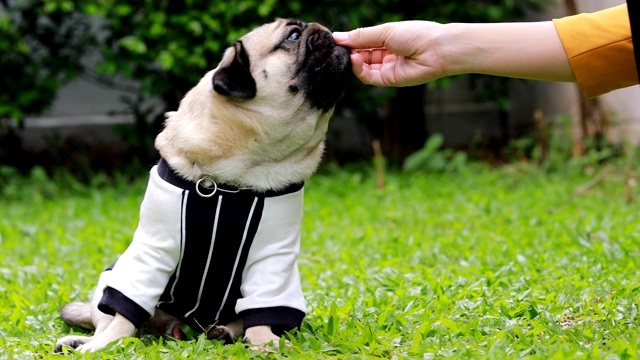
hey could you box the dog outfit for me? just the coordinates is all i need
[98,158,306,334]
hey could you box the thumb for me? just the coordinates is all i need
[333,24,392,49]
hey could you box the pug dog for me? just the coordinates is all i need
[55,18,350,353]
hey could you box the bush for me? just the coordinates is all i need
[0,0,92,123]
[2,0,548,167]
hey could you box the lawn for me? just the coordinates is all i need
[0,163,638,359]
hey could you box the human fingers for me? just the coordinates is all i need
[350,51,379,85]
[353,48,388,66]
[349,51,366,81]
[350,49,399,86]
[333,23,393,50]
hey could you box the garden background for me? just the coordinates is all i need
[1,0,639,358]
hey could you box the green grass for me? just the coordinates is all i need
[1,163,639,359]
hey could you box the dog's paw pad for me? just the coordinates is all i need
[54,343,69,354]
[55,336,89,353]
[206,325,235,344]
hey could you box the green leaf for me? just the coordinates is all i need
[326,302,339,337]
[119,36,147,54]
[157,51,175,70]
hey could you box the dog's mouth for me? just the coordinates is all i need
[319,45,351,74]
[294,29,351,111]
[303,30,351,73]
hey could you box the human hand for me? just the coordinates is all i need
[333,21,447,87]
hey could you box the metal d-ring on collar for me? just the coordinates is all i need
[192,161,248,198]
[195,173,218,198]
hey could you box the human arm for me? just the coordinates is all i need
[332,20,575,87]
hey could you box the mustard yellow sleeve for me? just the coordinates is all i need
[552,4,638,98]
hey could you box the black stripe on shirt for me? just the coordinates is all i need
[156,190,188,307]
[157,189,265,328]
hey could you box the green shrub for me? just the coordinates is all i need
[2,0,548,165]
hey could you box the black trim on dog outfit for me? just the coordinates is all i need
[156,158,304,196]
[241,307,306,335]
[98,158,306,333]
[99,287,150,327]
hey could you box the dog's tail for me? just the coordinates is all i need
[60,302,95,331]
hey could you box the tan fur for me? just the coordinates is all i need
[60,302,94,331]
[155,20,336,191]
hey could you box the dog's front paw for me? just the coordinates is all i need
[55,335,92,353]
[244,325,280,345]
[55,335,112,354]
[206,325,237,344]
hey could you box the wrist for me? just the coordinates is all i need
[437,23,477,77]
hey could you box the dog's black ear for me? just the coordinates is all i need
[212,41,257,99]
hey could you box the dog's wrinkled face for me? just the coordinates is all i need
[212,19,351,112]
[156,19,351,191]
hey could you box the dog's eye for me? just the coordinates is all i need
[287,29,301,41]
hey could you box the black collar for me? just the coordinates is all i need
[156,158,303,197]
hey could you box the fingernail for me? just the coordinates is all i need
[332,32,347,42]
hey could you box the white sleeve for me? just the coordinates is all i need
[104,166,184,316]
[235,188,307,314]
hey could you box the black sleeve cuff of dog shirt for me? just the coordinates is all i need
[97,286,151,329]
[240,307,305,335]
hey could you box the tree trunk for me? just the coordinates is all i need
[565,0,609,156]
[382,85,427,165]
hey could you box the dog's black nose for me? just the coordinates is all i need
[307,30,334,53]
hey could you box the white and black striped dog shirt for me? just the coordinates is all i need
[97,158,307,335]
